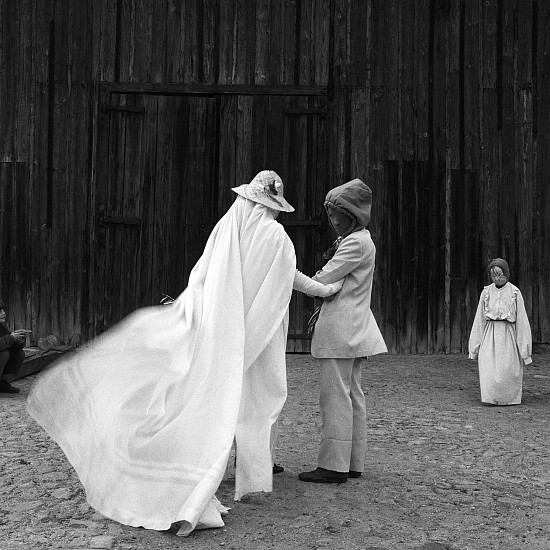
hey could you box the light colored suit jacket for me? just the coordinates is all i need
[311,229,387,358]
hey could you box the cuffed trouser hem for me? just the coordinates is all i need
[318,439,353,473]
[317,357,367,473]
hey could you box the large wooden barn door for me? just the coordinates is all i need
[217,94,328,352]
[91,93,217,334]
[91,89,326,348]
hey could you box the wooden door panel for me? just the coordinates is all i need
[93,93,217,334]
[218,94,328,350]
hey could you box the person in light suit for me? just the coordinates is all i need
[299,178,387,484]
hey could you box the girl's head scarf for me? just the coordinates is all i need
[488,258,510,280]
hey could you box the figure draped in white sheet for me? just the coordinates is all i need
[468,258,532,406]
[27,170,341,536]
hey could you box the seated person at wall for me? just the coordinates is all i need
[0,298,29,394]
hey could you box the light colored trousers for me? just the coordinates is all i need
[318,357,367,473]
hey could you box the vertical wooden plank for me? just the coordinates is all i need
[120,95,144,316]
[383,160,399,352]
[166,0,183,81]
[31,0,53,342]
[282,0,297,85]
[431,1,449,352]
[136,95,158,307]
[298,0,313,85]
[203,0,219,84]
[118,0,136,81]
[513,3,534,322]
[415,161,431,353]
[0,163,14,315]
[50,0,70,342]
[516,97,535,321]
[250,95,269,171]
[482,0,499,89]
[431,163,447,353]
[387,0,399,160]
[312,0,330,87]
[151,0,167,83]
[267,0,283,84]
[479,0,500,267]
[399,161,416,353]
[91,90,112,334]
[534,1,550,342]
[447,0,461,170]
[166,96,185,295]
[265,94,285,177]
[235,0,255,84]
[414,0,430,162]
[254,0,270,84]
[501,0,517,273]
[447,0,462,352]
[133,0,153,82]
[399,0,415,162]
[349,0,367,88]
[104,98,128,327]
[432,0,448,165]
[350,1,370,179]
[182,98,204,286]
[463,0,481,169]
[350,88,368,182]
[217,95,237,215]
[182,0,200,83]
[98,0,118,82]
[15,0,32,161]
[235,94,253,183]
[218,1,235,84]
[332,0,350,90]
[368,0,391,348]
[150,95,173,300]
[516,0,532,88]
[0,0,16,158]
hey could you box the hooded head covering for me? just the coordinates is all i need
[324,178,372,228]
[232,170,295,213]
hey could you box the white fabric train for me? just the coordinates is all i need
[27,196,296,535]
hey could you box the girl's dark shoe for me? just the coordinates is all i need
[298,467,347,483]
[273,463,284,474]
[348,471,361,478]
[0,380,20,394]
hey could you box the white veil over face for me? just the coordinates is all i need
[27,195,296,534]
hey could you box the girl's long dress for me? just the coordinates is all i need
[26,197,296,535]
[468,283,532,405]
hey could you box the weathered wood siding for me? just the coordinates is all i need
[1,0,549,353]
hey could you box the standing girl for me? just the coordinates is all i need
[299,178,387,484]
[468,258,532,405]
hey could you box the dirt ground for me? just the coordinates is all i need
[1,353,550,550]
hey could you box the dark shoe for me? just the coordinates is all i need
[0,380,20,394]
[273,463,284,474]
[348,471,362,478]
[298,467,347,483]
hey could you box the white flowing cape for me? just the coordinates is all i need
[27,197,296,533]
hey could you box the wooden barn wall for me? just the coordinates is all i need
[0,0,549,353]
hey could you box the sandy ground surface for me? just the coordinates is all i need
[1,353,549,550]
